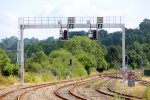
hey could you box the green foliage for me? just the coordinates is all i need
[127,42,149,69]
[69,31,87,38]
[24,72,37,83]
[27,62,42,73]
[143,87,150,99]
[139,19,150,34]
[0,36,17,50]
[75,51,96,74]
[41,72,54,82]
[84,82,92,88]
[105,46,120,69]
[3,63,14,76]
[64,36,107,72]
[25,51,51,73]
[32,51,48,63]
[25,38,64,57]
[49,49,87,79]
[1,19,150,84]
[0,75,17,84]
[0,49,17,76]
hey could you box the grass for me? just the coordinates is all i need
[0,75,18,84]
[143,87,150,100]
[102,68,117,74]
[111,79,147,98]
[84,80,97,88]
[0,75,19,90]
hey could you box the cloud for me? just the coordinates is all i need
[4,11,18,21]
[0,11,18,39]
[43,3,55,15]
[61,0,97,16]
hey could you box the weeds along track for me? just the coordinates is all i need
[54,76,100,100]
[96,76,150,100]
[0,73,101,100]
[69,76,110,100]
[54,74,117,100]
[0,73,149,100]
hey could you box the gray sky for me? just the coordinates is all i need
[0,0,150,40]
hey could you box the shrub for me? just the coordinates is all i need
[49,49,87,79]
[0,75,17,84]
[24,73,37,83]
[41,72,54,82]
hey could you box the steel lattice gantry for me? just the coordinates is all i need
[18,16,126,87]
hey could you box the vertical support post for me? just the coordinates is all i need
[96,24,98,40]
[69,59,72,79]
[141,61,144,76]
[122,27,125,86]
[20,26,24,87]
[70,64,72,79]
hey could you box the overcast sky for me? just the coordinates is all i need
[0,0,150,40]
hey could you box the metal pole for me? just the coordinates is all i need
[96,24,98,40]
[122,27,125,86]
[69,59,72,79]
[20,26,24,87]
[70,64,72,79]
[141,61,144,76]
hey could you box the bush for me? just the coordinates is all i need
[64,36,107,71]
[49,49,87,79]
[41,72,54,82]
[28,62,42,73]
[0,75,17,84]
[24,73,37,83]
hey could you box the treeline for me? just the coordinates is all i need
[0,19,150,79]
[0,36,106,80]
[98,19,150,69]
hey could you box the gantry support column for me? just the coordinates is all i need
[122,27,126,86]
[19,25,24,87]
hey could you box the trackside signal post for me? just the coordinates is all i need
[68,59,72,79]
[18,16,125,87]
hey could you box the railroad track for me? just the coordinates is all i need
[54,74,118,100]
[0,73,149,100]
[0,79,79,100]
[54,75,100,100]
[0,74,102,100]
[95,77,150,100]
[69,76,111,100]
[18,74,102,100]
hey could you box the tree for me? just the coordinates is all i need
[0,49,17,76]
[64,36,107,72]
[75,51,96,74]
[49,49,87,78]
[25,51,50,73]
[139,19,150,34]
[69,31,86,38]
[106,46,120,69]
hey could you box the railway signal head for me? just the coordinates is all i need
[63,30,68,40]
[125,55,129,64]
[92,30,97,40]
[88,30,97,40]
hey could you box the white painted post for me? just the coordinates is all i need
[122,27,125,86]
[20,26,24,87]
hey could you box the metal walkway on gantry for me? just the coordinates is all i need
[18,16,124,29]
